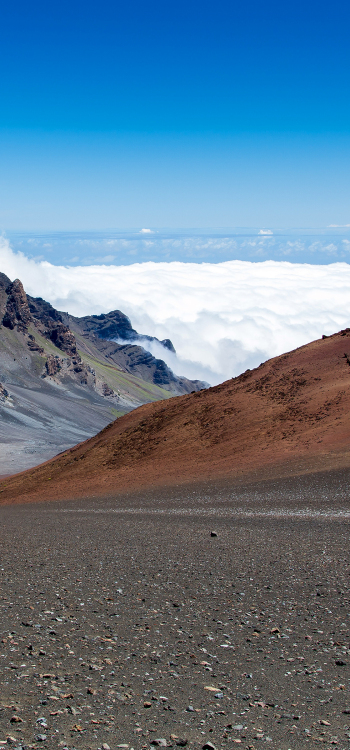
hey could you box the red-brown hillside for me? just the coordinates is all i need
[3,328,350,504]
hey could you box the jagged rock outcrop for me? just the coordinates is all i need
[2,279,32,333]
[28,296,78,356]
[45,355,62,376]
[27,335,44,354]
[102,382,114,397]
[46,322,77,356]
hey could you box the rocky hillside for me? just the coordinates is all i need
[0,274,204,472]
[3,325,350,503]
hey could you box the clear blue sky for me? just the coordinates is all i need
[0,0,349,230]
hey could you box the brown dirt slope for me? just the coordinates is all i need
[2,327,350,504]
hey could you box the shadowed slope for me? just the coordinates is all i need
[2,328,350,503]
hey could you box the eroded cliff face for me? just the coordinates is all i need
[2,279,32,333]
[27,296,78,356]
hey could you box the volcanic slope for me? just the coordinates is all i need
[2,327,350,503]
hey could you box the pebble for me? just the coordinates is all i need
[151,740,167,747]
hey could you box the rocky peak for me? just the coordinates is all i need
[27,295,63,325]
[79,309,138,340]
[2,279,32,333]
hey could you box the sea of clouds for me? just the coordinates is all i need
[1,235,350,385]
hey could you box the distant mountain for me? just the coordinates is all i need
[0,274,205,473]
[3,324,350,504]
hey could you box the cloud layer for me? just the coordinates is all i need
[1,237,350,385]
[6,228,350,267]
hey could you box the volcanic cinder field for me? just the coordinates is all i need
[2,331,350,750]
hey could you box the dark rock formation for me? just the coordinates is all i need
[45,355,62,377]
[160,338,176,353]
[102,382,114,397]
[73,310,177,353]
[0,273,11,290]
[47,323,77,356]
[79,310,138,340]
[27,335,44,354]
[2,279,32,333]
[28,295,78,356]
[28,296,63,325]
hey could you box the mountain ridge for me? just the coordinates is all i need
[0,274,204,472]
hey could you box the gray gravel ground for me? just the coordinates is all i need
[1,470,350,750]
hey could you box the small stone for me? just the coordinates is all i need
[9,717,22,724]
[335,659,346,666]
[202,743,217,750]
[186,705,194,712]
[144,701,152,708]
[210,531,217,537]
[175,741,188,747]
[102,744,111,750]
[151,740,167,747]
[71,724,83,732]
[214,692,223,699]
[6,739,17,746]
[35,736,47,743]
[67,706,78,715]
[233,724,244,731]
[320,719,331,726]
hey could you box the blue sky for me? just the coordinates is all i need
[0,0,349,230]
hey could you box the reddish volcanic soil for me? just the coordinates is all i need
[2,328,350,504]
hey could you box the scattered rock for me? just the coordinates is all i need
[151,740,167,747]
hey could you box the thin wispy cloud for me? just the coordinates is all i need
[1,237,349,385]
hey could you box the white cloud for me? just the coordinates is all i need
[328,224,350,228]
[258,229,273,235]
[140,228,154,234]
[1,236,350,385]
